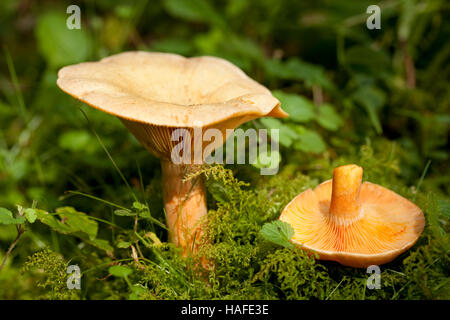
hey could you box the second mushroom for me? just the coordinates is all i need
[57,51,287,256]
[279,164,425,267]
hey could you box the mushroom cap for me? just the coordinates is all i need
[57,51,287,160]
[57,51,287,128]
[279,180,425,268]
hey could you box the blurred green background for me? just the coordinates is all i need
[0,0,448,299]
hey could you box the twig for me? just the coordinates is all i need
[0,225,24,273]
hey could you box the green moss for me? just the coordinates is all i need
[22,248,80,300]
[12,146,450,300]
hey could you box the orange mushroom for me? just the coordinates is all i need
[279,164,425,267]
[57,51,287,256]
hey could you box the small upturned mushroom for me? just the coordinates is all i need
[279,164,425,267]
[57,51,287,255]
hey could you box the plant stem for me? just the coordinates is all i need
[0,225,24,273]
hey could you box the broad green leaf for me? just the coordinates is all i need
[316,104,343,131]
[259,118,299,147]
[109,265,133,278]
[260,221,295,248]
[56,207,98,240]
[35,207,98,240]
[35,11,92,68]
[0,208,15,224]
[35,209,73,234]
[279,125,300,147]
[0,208,25,225]
[24,208,37,223]
[273,91,315,123]
[294,130,327,153]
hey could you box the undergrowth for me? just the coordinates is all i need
[2,144,449,300]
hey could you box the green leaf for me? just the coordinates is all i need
[114,209,136,216]
[259,118,299,147]
[207,180,230,204]
[264,59,293,79]
[0,208,25,225]
[260,221,295,249]
[294,130,327,153]
[0,208,15,224]
[117,241,132,248]
[273,91,315,123]
[252,150,281,170]
[132,202,145,211]
[138,210,151,219]
[129,285,146,300]
[35,207,98,240]
[316,104,343,131]
[56,207,98,240]
[83,238,114,253]
[265,58,334,90]
[35,210,74,234]
[162,0,225,27]
[109,265,133,278]
[285,58,333,89]
[24,208,37,223]
[35,11,92,68]
[352,86,386,134]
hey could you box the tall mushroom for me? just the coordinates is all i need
[279,164,425,267]
[57,51,287,255]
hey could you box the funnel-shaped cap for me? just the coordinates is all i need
[280,165,425,267]
[57,51,287,160]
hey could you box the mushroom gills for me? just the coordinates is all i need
[280,164,425,268]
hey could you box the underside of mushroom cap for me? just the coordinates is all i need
[56,51,287,128]
[279,179,425,268]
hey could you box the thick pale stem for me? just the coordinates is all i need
[329,164,363,219]
[161,160,207,256]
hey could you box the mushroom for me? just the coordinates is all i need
[57,51,287,256]
[279,164,425,267]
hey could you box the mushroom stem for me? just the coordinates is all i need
[161,160,207,256]
[329,164,363,219]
